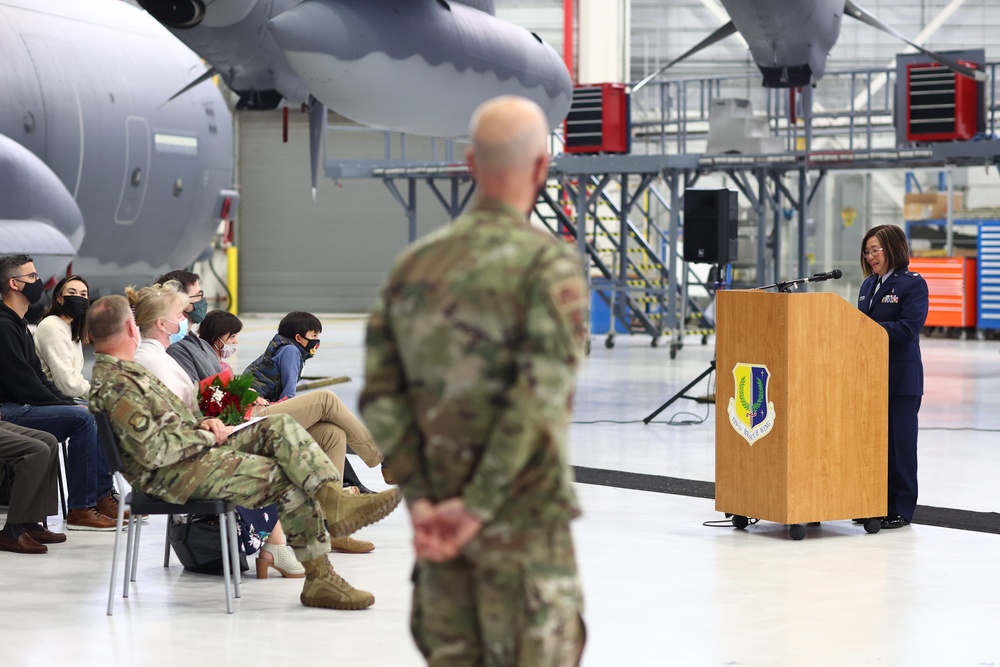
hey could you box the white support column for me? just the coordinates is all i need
[578,0,630,84]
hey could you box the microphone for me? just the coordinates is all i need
[808,269,843,282]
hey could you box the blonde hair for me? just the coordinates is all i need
[124,281,190,335]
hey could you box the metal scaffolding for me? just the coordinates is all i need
[321,62,1000,357]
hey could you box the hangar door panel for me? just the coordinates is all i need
[237,111,448,313]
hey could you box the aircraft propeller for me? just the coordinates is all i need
[843,0,987,82]
[632,21,738,93]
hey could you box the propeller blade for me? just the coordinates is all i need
[633,21,738,93]
[161,66,220,107]
[844,0,987,82]
[308,95,326,201]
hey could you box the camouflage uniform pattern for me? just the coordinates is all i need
[361,198,589,666]
[89,354,339,561]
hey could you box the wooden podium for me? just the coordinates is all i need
[715,291,888,538]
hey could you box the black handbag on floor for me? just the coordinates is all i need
[168,514,249,575]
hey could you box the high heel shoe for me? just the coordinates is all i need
[256,543,306,579]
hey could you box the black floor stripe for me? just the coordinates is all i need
[572,466,1000,535]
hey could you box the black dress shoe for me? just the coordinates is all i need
[0,531,48,554]
[881,514,911,529]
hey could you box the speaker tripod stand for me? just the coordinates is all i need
[642,358,715,423]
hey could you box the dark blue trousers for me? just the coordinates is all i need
[887,396,920,522]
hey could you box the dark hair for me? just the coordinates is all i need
[860,224,910,278]
[278,311,322,340]
[0,254,33,295]
[153,269,200,292]
[44,274,91,343]
[198,310,243,348]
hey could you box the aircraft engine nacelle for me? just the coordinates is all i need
[0,134,83,282]
[267,0,573,136]
[720,0,844,87]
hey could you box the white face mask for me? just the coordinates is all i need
[220,342,237,359]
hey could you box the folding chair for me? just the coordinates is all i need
[95,412,242,615]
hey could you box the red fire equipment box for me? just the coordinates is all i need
[905,62,979,142]
[563,83,631,154]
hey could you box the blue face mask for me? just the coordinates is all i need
[166,318,189,345]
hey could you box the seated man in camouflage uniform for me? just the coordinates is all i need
[86,295,400,610]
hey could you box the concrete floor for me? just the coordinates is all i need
[2,315,999,667]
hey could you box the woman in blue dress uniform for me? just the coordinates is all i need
[857,225,929,528]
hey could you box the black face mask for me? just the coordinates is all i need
[17,278,45,304]
[301,338,320,357]
[62,295,90,319]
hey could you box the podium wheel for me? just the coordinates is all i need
[788,524,806,540]
[864,518,881,534]
[732,515,749,530]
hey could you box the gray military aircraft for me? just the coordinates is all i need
[135,0,573,191]
[0,0,237,296]
[635,0,988,91]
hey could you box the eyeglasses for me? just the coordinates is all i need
[13,272,39,282]
[862,247,883,258]
[189,291,205,301]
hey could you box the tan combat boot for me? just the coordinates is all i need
[300,556,375,610]
[315,484,401,538]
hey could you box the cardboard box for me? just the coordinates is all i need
[903,192,965,221]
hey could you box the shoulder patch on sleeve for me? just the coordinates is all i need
[549,276,586,316]
[112,399,150,434]
[548,275,588,344]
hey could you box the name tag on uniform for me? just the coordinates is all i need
[881,294,898,304]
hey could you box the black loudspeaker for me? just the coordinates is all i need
[683,189,739,264]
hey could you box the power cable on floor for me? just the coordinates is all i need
[703,517,758,528]
[572,367,716,427]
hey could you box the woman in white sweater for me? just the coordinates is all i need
[34,275,92,399]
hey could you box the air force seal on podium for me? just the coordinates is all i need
[727,363,776,445]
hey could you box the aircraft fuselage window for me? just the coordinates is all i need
[131,168,142,187]
[23,111,35,134]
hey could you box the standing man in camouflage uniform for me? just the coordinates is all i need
[86,295,401,610]
[361,96,589,666]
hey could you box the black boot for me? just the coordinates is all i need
[341,458,374,494]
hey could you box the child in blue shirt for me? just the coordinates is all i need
[245,311,322,402]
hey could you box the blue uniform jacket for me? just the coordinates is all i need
[857,268,929,396]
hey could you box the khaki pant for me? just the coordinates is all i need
[254,390,383,477]
[411,522,586,667]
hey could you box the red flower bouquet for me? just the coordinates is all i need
[197,370,259,426]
